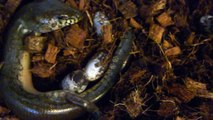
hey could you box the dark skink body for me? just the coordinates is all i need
[0,0,134,119]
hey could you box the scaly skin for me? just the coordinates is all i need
[0,0,134,119]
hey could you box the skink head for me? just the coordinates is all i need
[37,9,83,33]
[20,0,83,33]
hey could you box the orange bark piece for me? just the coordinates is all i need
[130,70,146,84]
[157,12,174,27]
[123,91,143,118]
[150,0,166,15]
[31,64,55,78]
[66,0,78,9]
[174,14,188,27]
[130,18,142,29]
[118,1,137,19]
[25,36,46,53]
[176,116,185,120]
[65,24,87,49]
[168,84,196,103]
[165,46,181,56]
[79,0,89,11]
[0,106,10,116]
[53,30,65,48]
[2,116,19,120]
[32,55,44,62]
[185,78,208,96]
[102,24,113,44]
[5,0,22,14]
[63,47,78,57]
[162,40,173,49]
[186,32,195,45]
[45,44,60,64]
[157,99,177,117]
[149,24,165,43]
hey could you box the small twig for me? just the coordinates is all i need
[155,41,172,70]
[113,102,125,107]
[190,38,212,47]
[130,51,140,55]
[142,75,154,89]
[197,92,213,100]
[109,17,122,22]
[49,62,57,70]
[131,41,140,56]
[141,105,153,115]
[110,101,126,111]
[146,29,173,71]
[103,3,112,10]
[86,10,93,26]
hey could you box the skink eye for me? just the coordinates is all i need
[56,15,69,20]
